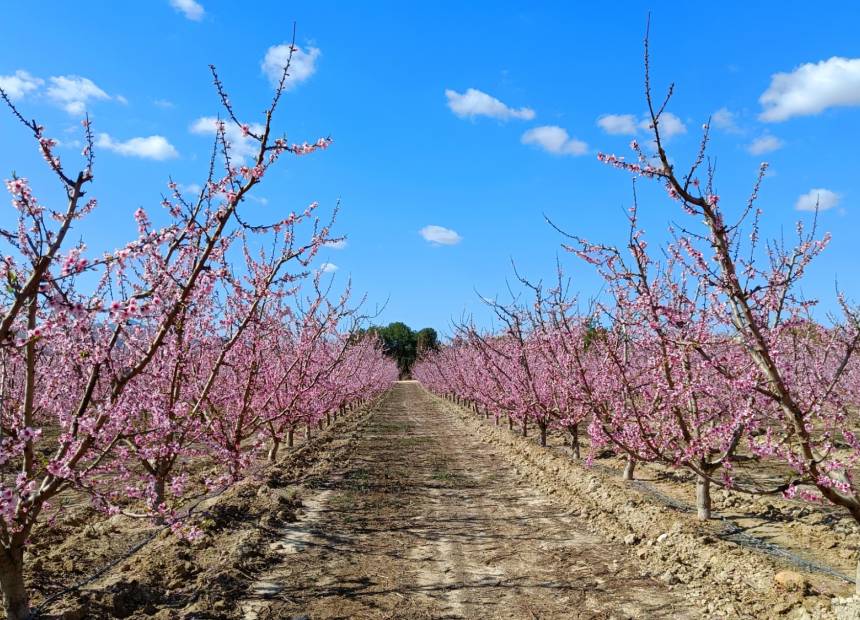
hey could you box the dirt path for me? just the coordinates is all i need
[244,381,696,619]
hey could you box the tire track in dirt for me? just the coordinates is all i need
[246,381,696,619]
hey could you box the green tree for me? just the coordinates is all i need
[416,327,439,354]
[361,322,438,378]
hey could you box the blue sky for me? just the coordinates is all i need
[1,1,858,334]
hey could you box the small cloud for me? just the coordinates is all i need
[711,107,742,133]
[596,114,638,135]
[115,95,129,105]
[795,188,841,212]
[420,225,462,246]
[47,75,110,115]
[97,133,179,160]
[153,98,175,109]
[639,112,687,139]
[189,116,264,161]
[445,88,535,121]
[747,134,784,155]
[0,70,43,100]
[179,183,202,195]
[169,0,204,20]
[760,57,860,122]
[261,44,320,89]
[58,138,82,150]
[319,262,338,273]
[596,112,687,141]
[324,239,347,250]
[521,125,588,156]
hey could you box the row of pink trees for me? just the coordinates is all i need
[0,48,397,618]
[415,31,860,589]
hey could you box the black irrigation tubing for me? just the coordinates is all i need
[715,518,854,584]
[32,481,235,617]
[32,402,379,617]
[32,527,165,617]
[624,475,854,583]
[460,402,857,586]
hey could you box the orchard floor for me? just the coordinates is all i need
[242,381,696,619]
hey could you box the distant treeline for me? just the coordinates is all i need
[357,322,439,378]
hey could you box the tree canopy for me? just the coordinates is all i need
[361,323,439,378]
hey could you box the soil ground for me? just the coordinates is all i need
[244,381,697,619]
[32,381,859,619]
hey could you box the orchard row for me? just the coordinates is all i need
[416,46,860,589]
[0,53,397,618]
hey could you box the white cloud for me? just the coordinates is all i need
[0,70,43,100]
[596,112,687,140]
[169,0,204,20]
[261,44,320,89]
[153,99,175,109]
[96,133,178,160]
[46,75,110,115]
[445,88,535,121]
[795,188,841,212]
[746,134,784,155]
[319,262,338,273]
[711,107,741,133]
[521,125,588,156]
[760,57,860,122]
[324,239,347,249]
[420,225,462,246]
[639,112,687,139]
[0,72,121,114]
[596,114,638,135]
[189,116,265,161]
[179,183,202,195]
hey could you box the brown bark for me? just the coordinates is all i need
[696,474,712,520]
[0,543,29,620]
[568,425,581,459]
[267,438,281,462]
[623,455,636,481]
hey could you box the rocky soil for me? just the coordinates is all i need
[25,381,860,619]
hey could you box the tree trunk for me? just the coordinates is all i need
[696,474,712,520]
[856,557,860,595]
[317,419,323,431]
[0,544,29,620]
[522,418,528,438]
[152,475,167,511]
[267,438,281,462]
[508,415,513,430]
[326,412,331,426]
[623,455,636,481]
[568,425,581,459]
[539,423,547,447]
[287,428,294,448]
[305,423,311,440]
[494,415,499,427]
